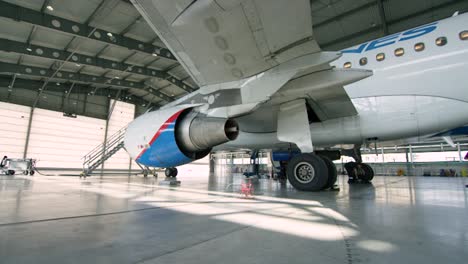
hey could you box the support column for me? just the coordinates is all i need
[381,147,385,163]
[409,144,414,176]
[23,107,34,159]
[209,153,215,174]
[457,143,462,162]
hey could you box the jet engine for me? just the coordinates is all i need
[124,106,239,168]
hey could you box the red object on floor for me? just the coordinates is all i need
[240,179,254,198]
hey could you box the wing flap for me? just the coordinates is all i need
[277,68,373,120]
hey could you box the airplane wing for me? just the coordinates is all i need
[132,0,320,86]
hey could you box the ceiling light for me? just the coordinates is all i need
[46,5,54,11]
[75,63,81,67]
[152,53,158,57]
[114,76,120,79]
[56,82,60,85]
[26,47,32,52]
[107,32,113,37]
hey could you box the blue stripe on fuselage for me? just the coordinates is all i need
[342,22,438,54]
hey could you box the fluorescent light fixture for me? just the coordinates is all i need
[46,5,54,11]
[26,47,32,52]
[75,63,81,67]
[107,32,113,37]
[152,53,158,57]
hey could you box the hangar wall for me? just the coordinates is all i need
[0,100,136,170]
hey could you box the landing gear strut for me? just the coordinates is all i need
[342,146,374,183]
[165,167,178,177]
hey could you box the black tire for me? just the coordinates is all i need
[320,156,337,189]
[30,170,34,175]
[344,162,357,183]
[359,163,374,181]
[165,168,172,177]
[286,153,329,191]
[23,171,28,175]
[171,167,178,177]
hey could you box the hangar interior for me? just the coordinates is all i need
[0,0,467,263]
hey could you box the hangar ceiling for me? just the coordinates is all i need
[0,0,467,118]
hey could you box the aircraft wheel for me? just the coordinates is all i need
[8,170,15,175]
[165,167,178,177]
[171,167,178,177]
[30,170,35,176]
[320,156,337,189]
[286,153,328,191]
[358,163,374,182]
[345,162,357,183]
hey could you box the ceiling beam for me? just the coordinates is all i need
[0,61,172,102]
[376,0,389,35]
[0,1,177,61]
[0,61,143,89]
[0,38,196,92]
[0,76,148,106]
[0,62,173,106]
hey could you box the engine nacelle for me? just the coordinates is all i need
[124,106,238,168]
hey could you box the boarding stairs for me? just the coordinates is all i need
[82,126,127,175]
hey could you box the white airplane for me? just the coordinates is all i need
[124,0,468,191]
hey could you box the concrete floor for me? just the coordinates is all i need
[0,173,467,264]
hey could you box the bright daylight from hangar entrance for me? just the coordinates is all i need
[0,0,467,263]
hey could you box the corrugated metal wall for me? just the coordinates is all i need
[0,102,30,158]
[0,101,135,169]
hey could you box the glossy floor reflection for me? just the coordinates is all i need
[0,173,467,264]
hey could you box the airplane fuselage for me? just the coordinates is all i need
[222,13,468,150]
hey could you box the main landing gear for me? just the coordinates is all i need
[285,153,337,191]
[165,167,178,177]
[342,146,374,184]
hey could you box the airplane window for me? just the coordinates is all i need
[376,53,385,61]
[414,42,425,52]
[394,48,404,57]
[436,37,447,46]
[359,57,368,66]
[460,31,468,40]
[344,62,352,68]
